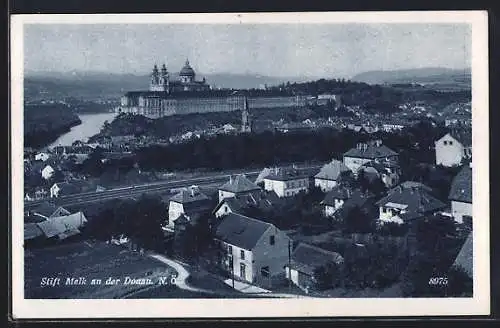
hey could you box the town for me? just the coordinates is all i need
[23,40,473,298]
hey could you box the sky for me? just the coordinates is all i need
[23,23,471,79]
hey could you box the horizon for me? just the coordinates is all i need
[24,23,471,80]
[24,65,471,81]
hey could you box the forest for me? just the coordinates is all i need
[24,103,82,148]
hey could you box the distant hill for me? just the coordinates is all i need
[24,71,316,101]
[351,67,471,90]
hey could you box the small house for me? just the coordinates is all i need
[284,243,344,292]
[314,160,351,192]
[448,164,472,225]
[435,129,472,167]
[343,140,398,173]
[218,174,261,203]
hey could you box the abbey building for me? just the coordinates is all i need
[118,59,307,119]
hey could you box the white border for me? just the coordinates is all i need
[11,11,490,319]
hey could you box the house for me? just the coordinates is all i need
[254,167,272,185]
[213,191,282,219]
[218,174,261,203]
[214,212,291,285]
[314,160,351,192]
[166,186,212,230]
[50,180,102,198]
[359,158,401,188]
[24,188,49,201]
[35,211,88,241]
[382,122,405,132]
[376,183,446,224]
[31,201,71,220]
[35,152,51,162]
[320,186,352,217]
[263,167,310,198]
[435,129,472,167]
[284,243,344,292]
[343,140,398,173]
[451,232,473,279]
[448,164,472,225]
[41,165,55,180]
[329,189,375,223]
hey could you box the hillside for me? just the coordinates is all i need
[351,68,471,90]
[24,71,314,102]
[24,103,82,148]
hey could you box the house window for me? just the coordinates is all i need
[228,245,232,253]
[240,250,245,260]
[261,266,270,277]
[240,263,246,279]
[443,141,448,145]
[224,206,229,213]
[270,235,275,245]
[449,141,453,145]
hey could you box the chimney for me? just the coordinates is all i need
[229,175,233,184]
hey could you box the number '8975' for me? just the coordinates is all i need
[428,277,448,285]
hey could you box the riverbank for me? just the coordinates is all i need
[24,103,82,149]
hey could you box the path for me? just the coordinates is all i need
[149,253,215,294]
[150,253,315,299]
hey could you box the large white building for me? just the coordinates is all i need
[448,164,472,224]
[435,130,472,167]
[263,168,310,198]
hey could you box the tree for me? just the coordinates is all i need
[313,262,342,290]
[134,194,166,251]
[343,206,374,234]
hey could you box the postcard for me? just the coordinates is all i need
[11,11,490,318]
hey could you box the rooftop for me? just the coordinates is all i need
[343,140,398,159]
[170,186,210,204]
[449,165,472,203]
[289,243,344,276]
[215,212,275,250]
[321,186,352,206]
[452,232,473,278]
[376,186,446,219]
[315,160,351,181]
[219,174,261,193]
[265,168,311,181]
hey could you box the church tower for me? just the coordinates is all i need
[241,96,252,133]
[150,63,170,92]
[159,63,170,93]
[149,64,160,91]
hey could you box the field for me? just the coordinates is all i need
[24,240,185,299]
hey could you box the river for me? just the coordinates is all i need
[49,112,117,148]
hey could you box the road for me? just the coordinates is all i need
[25,165,322,209]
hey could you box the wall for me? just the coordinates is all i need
[167,201,184,228]
[252,226,291,284]
[221,241,254,283]
[451,200,472,224]
[264,178,309,198]
[214,203,234,218]
[314,178,338,192]
[343,156,372,173]
[218,190,236,203]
